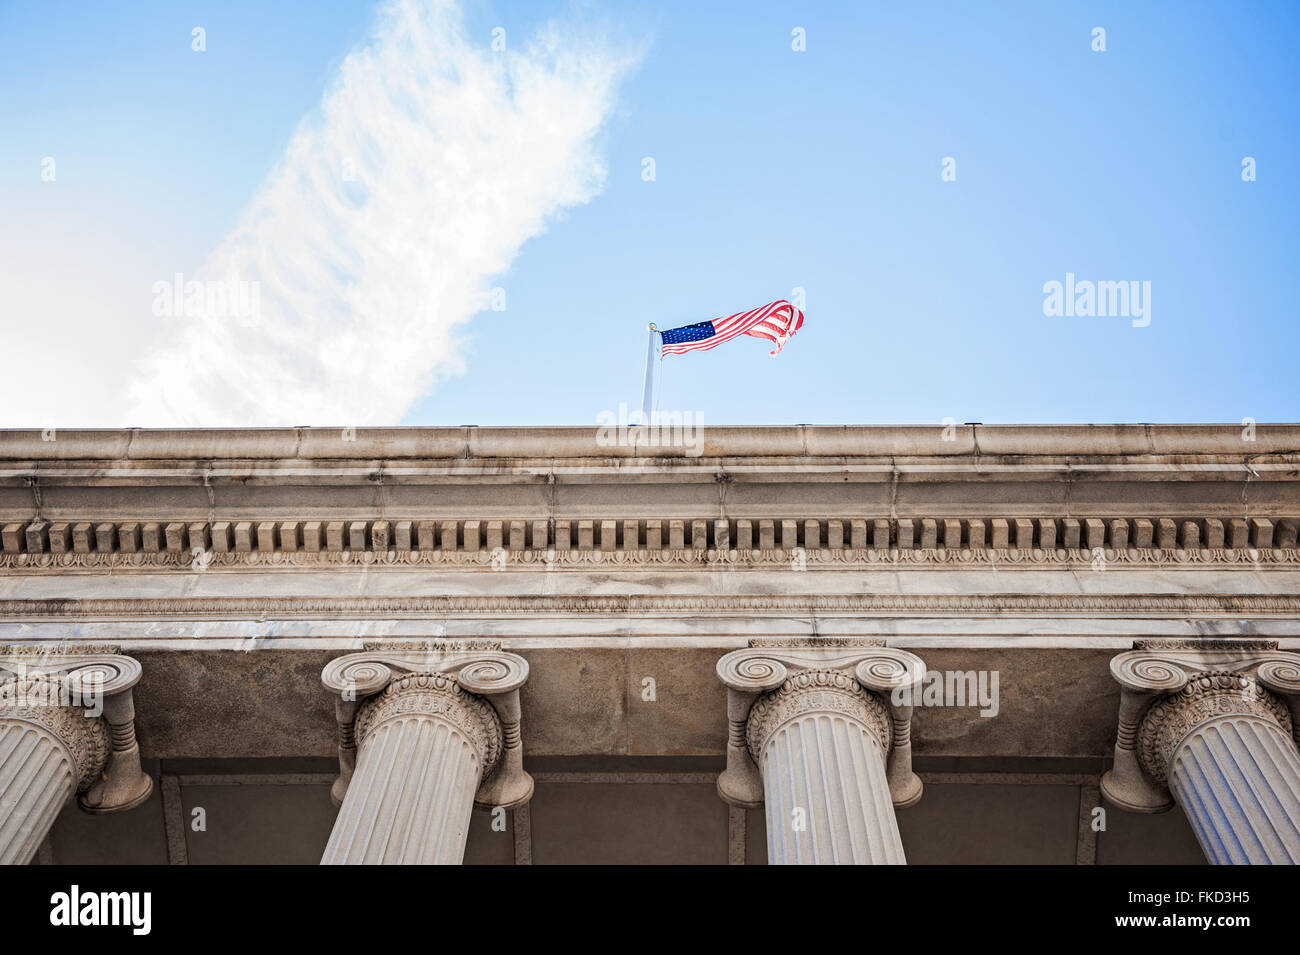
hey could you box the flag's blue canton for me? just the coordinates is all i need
[660,320,716,346]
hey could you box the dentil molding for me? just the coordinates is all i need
[2,513,1297,573]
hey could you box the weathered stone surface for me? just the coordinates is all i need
[2,424,1299,865]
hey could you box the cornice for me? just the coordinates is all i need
[4,592,1300,621]
[4,423,1300,462]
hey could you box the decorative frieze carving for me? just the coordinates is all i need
[1134,638,1278,651]
[360,638,503,653]
[6,592,1300,622]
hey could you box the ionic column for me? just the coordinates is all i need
[0,649,152,865]
[320,641,532,865]
[1101,642,1300,865]
[717,641,924,865]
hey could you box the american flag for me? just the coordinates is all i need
[659,300,805,357]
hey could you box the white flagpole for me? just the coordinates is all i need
[640,323,659,424]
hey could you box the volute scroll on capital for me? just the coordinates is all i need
[320,641,528,698]
[1257,658,1300,696]
[1111,640,1300,693]
[0,648,143,700]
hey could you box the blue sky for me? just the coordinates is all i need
[1,0,1297,427]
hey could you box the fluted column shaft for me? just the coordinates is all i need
[1167,714,1300,864]
[745,667,905,865]
[321,669,510,866]
[321,712,483,864]
[0,720,77,865]
[759,710,904,864]
[1110,661,1300,866]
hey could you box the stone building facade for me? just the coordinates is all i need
[0,424,1297,865]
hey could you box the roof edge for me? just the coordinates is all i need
[0,423,1297,462]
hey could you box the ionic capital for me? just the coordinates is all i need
[1101,640,1300,810]
[321,640,532,810]
[0,645,152,813]
[0,675,108,791]
[1137,671,1291,782]
[716,639,925,809]
[355,672,503,769]
[744,668,891,757]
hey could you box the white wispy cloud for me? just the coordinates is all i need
[119,0,639,426]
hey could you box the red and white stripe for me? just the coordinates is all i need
[660,300,805,357]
